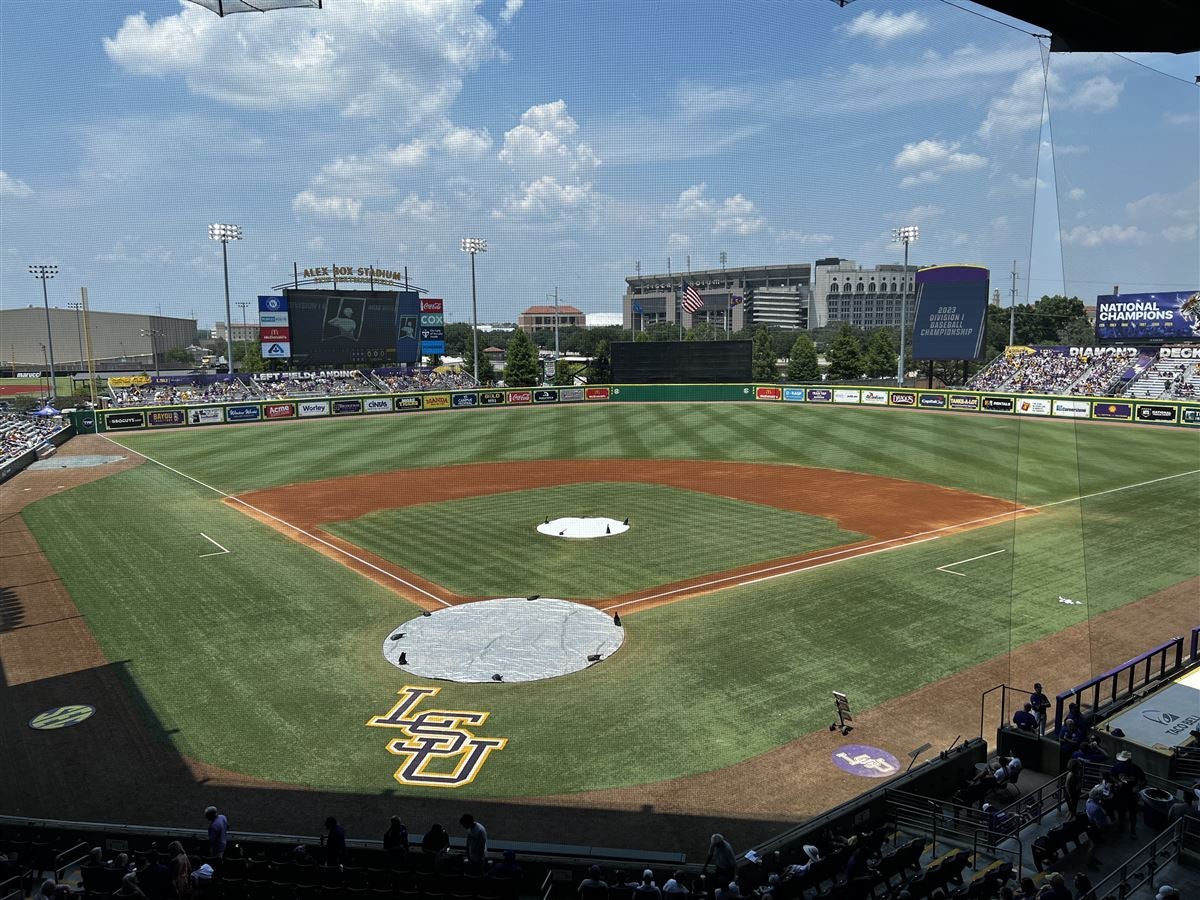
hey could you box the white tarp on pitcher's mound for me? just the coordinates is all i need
[537,516,629,539]
[383,598,624,683]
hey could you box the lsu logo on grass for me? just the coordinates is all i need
[367,686,507,788]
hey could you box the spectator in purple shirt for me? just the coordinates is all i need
[1013,703,1038,732]
[204,807,229,858]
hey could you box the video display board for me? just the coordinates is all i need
[611,340,752,383]
[910,265,990,360]
[283,289,419,366]
[1095,291,1200,343]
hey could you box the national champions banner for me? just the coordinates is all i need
[1094,291,1200,343]
[910,265,990,360]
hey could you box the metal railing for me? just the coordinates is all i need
[980,684,1046,738]
[884,789,1025,876]
[1054,637,1186,734]
[1084,817,1191,900]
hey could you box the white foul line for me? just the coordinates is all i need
[198,532,230,558]
[102,436,451,607]
[602,466,1200,612]
[936,548,1007,577]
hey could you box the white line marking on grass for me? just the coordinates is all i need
[602,466,1200,612]
[936,548,1006,576]
[198,532,230,558]
[102,436,451,607]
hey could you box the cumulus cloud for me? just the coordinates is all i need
[499,0,524,23]
[1064,75,1122,113]
[980,64,1122,139]
[0,171,33,199]
[667,232,691,249]
[499,100,600,172]
[104,1,497,122]
[1162,223,1198,243]
[443,126,492,157]
[492,175,599,220]
[667,183,765,236]
[713,195,764,235]
[672,183,712,218]
[893,139,986,188]
[1059,224,1146,247]
[392,193,440,222]
[838,10,927,44]
[292,191,362,221]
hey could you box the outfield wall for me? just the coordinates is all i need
[69,384,1200,433]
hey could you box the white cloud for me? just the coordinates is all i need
[713,195,764,236]
[667,233,691,249]
[1059,224,1146,247]
[1126,181,1198,222]
[104,1,497,122]
[1164,111,1198,126]
[892,204,944,223]
[1163,223,1198,243]
[1068,188,1086,200]
[492,175,599,220]
[0,171,33,199]
[1064,75,1122,113]
[776,229,834,245]
[292,191,362,221]
[392,193,440,222]
[894,139,986,188]
[443,126,492,157]
[672,183,712,218]
[838,10,927,44]
[499,100,600,172]
[499,0,524,23]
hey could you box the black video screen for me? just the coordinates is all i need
[611,340,752,383]
[285,289,411,366]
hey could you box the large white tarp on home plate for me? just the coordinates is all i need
[383,598,624,684]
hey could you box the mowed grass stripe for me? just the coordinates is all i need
[324,482,865,599]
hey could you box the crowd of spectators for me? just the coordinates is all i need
[969,350,1138,397]
[1067,355,1132,397]
[253,372,379,398]
[374,369,476,393]
[0,412,67,464]
[109,380,258,408]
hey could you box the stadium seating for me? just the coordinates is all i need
[969,349,1133,397]
[1123,358,1200,400]
[0,413,68,465]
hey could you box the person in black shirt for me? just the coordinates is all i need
[384,817,408,861]
[322,817,346,868]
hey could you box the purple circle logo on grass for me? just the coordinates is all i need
[833,744,901,778]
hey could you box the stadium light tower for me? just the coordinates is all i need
[460,237,487,384]
[29,264,59,403]
[891,225,919,386]
[208,223,242,374]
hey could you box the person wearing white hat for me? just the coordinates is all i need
[1154,886,1178,900]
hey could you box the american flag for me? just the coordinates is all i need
[681,282,705,313]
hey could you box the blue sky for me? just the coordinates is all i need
[1,0,1196,328]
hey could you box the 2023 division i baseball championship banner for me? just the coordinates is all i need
[910,265,990,360]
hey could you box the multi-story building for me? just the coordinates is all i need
[623,263,811,332]
[517,305,585,333]
[0,306,197,371]
[214,321,261,343]
[810,258,920,330]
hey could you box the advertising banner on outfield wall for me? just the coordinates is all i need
[333,399,363,415]
[364,398,393,413]
[533,389,559,403]
[889,392,916,407]
[918,393,948,408]
[982,396,1015,412]
[807,388,832,402]
[585,387,610,400]
[227,405,261,421]
[861,389,888,405]
[264,403,295,419]
[834,389,860,404]
[506,391,532,404]
[949,395,980,411]
[105,411,145,429]
[147,409,186,427]
[424,394,451,409]
[1017,398,1052,416]
[1136,404,1177,423]
[298,401,330,417]
[560,387,585,402]
[451,393,478,408]
[756,386,782,400]
[188,407,224,425]
[783,387,806,402]
[395,396,423,411]
[1092,402,1132,420]
[1182,407,1200,426]
[1053,399,1090,418]
[479,391,505,406]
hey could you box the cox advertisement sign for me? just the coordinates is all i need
[147,409,186,428]
[1053,399,1090,419]
[264,403,296,419]
[756,386,782,400]
[364,397,393,413]
[395,396,423,411]
[226,405,261,422]
[298,401,330,418]
[783,387,807,402]
[861,389,888,405]
[188,407,224,425]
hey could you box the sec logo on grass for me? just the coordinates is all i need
[29,704,95,730]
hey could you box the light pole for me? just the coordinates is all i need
[140,328,164,378]
[460,237,487,384]
[29,264,59,403]
[235,300,252,370]
[208,223,242,373]
[891,225,919,386]
[68,301,85,372]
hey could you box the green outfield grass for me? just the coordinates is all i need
[323,482,865,598]
[20,403,1200,797]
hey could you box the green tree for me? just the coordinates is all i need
[1058,317,1096,347]
[825,324,863,381]
[471,341,495,384]
[502,327,539,387]
[751,327,777,381]
[444,323,474,358]
[235,341,265,373]
[786,333,820,381]
[589,340,611,384]
[551,358,574,385]
[166,347,194,366]
[861,328,897,378]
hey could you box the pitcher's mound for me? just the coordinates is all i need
[537,516,629,539]
[383,598,624,683]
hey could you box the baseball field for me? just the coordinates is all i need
[3,401,1198,851]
